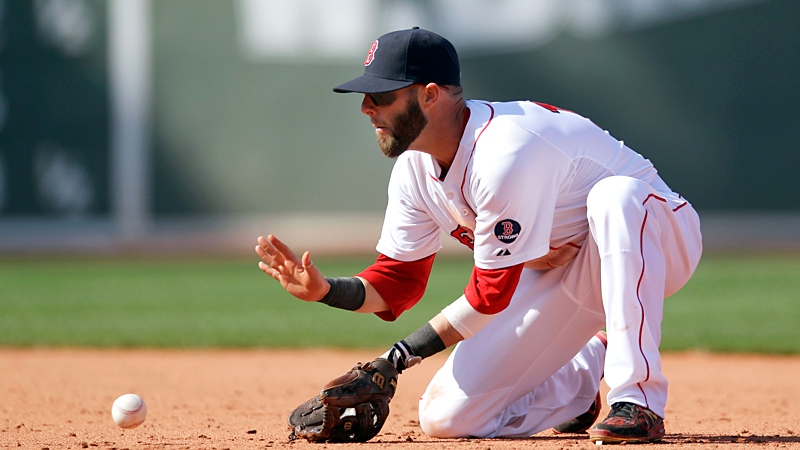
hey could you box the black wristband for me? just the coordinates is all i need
[404,322,447,359]
[384,322,447,374]
[317,277,366,311]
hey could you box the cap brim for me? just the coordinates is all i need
[333,74,414,94]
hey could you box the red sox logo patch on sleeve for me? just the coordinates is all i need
[364,40,378,66]
[494,219,521,243]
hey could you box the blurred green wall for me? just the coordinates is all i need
[460,0,799,211]
[146,0,798,216]
[151,1,394,215]
[0,0,109,217]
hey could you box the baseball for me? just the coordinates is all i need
[111,393,147,429]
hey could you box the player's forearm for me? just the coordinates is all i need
[381,297,499,374]
[429,312,465,348]
[354,276,391,313]
[381,319,447,374]
[440,294,500,339]
[380,312,465,374]
[315,276,390,313]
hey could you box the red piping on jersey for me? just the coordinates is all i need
[461,103,495,203]
[532,101,575,115]
[643,193,687,212]
[635,207,651,408]
[634,193,687,407]
[637,383,649,408]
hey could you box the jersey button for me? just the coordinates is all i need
[446,192,454,199]
[461,208,469,216]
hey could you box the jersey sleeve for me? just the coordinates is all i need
[464,263,524,314]
[357,253,436,321]
[375,155,443,261]
[470,126,571,269]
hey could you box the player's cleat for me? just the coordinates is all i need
[552,331,608,434]
[552,391,602,434]
[589,402,665,444]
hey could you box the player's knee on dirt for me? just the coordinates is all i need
[419,397,471,438]
[419,393,496,438]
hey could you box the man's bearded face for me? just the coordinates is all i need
[377,95,428,158]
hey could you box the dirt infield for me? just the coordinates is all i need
[2,349,799,449]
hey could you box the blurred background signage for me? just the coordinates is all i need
[0,0,797,253]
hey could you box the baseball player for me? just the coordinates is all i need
[256,27,702,444]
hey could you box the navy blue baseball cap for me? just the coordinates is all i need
[333,27,460,94]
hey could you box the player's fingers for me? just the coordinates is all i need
[254,244,271,262]
[255,244,287,274]
[257,236,288,268]
[267,235,301,263]
[257,235,279,256]
[297,251,310,275]
[267,234,303,273]
[301,251,324,278]
[301,251,313,269]
[257,261,280,280]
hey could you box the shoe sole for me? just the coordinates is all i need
[589,428,665,444]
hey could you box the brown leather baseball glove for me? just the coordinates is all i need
[287,358,398,442]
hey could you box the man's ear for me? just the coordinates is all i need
[420,83,440,109]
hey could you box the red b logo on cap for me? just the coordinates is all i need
[364,40,378,66]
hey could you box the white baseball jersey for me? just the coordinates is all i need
[367,99,702,437]
[376,100,671,269]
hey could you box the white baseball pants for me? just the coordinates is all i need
[418,176,702,438]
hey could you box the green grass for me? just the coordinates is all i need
[661,251,800,353]
[0,252,798,352]
[0,255,468,349]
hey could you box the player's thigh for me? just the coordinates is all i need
[419,263,604,428]
[650,197,703,297]
[450,264,602,385]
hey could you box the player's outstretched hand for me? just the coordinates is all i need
[255,235,329,302]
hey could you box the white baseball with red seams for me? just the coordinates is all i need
[111,393,147,429]
[375,99,703,437]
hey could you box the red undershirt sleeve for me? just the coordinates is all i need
[464,263,525,315]
[357,253,436,322]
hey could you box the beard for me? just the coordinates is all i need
[377,96,428,158]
